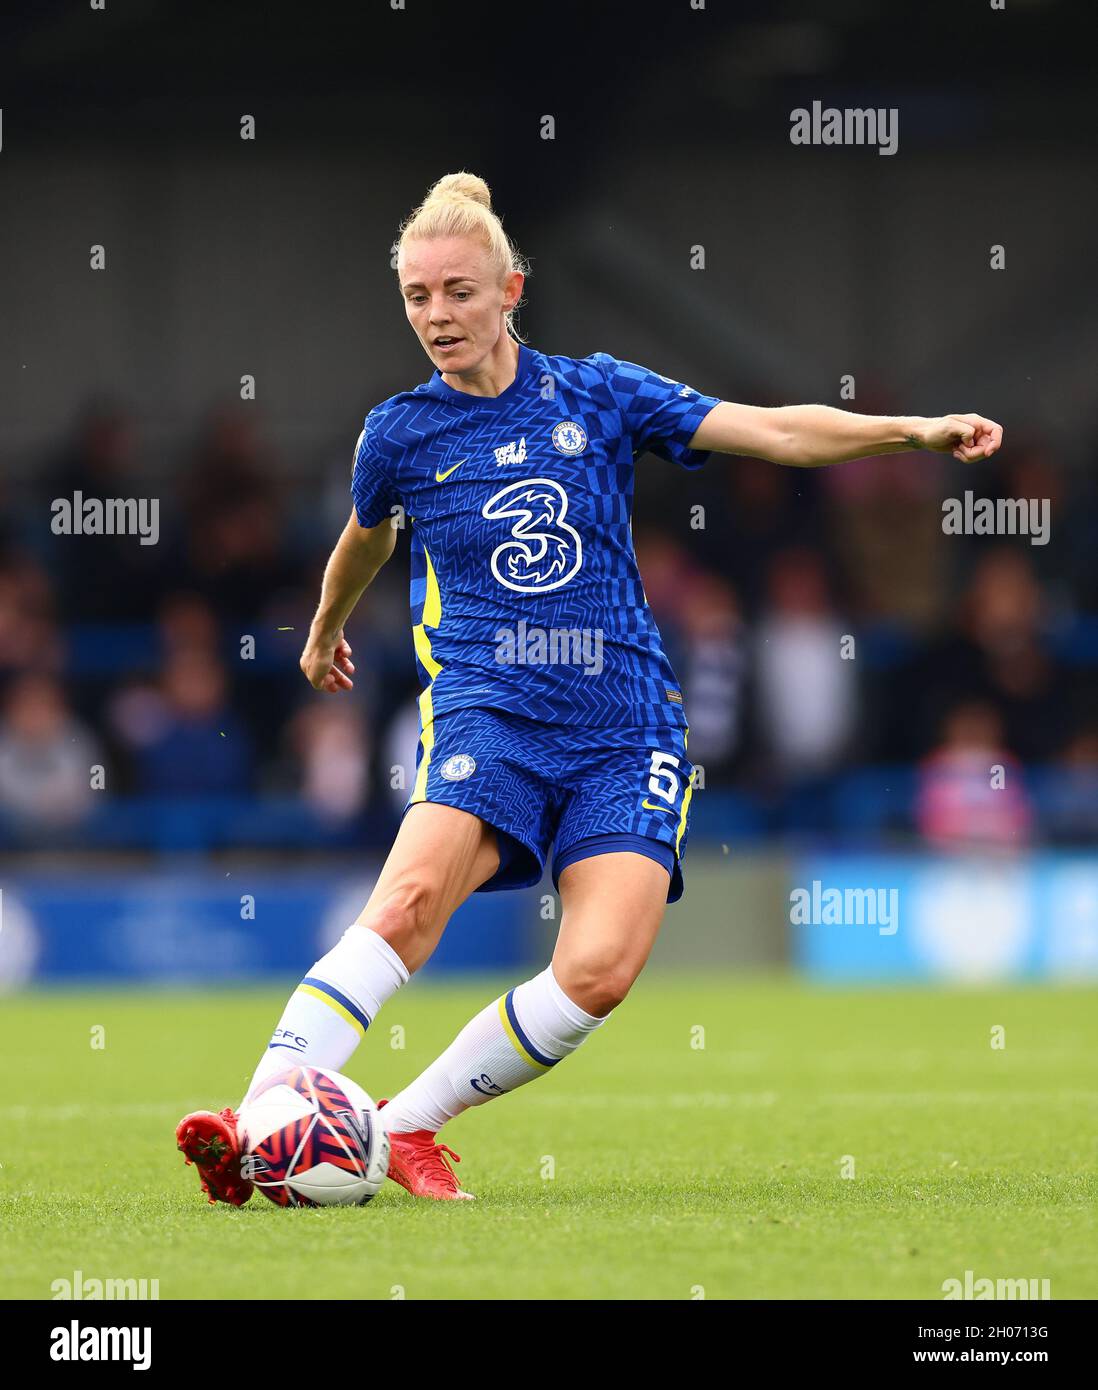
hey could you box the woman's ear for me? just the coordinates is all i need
[503,269,525,312]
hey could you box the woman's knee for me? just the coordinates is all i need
[553,953,638,1018]
[357,877,443,970]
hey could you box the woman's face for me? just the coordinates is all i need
[398,235,522,374]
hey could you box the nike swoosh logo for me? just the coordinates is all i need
[641,800,675,815]
[435,458,469,482]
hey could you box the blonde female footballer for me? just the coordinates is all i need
[177,171,1001,1202]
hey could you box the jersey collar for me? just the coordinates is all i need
[422,342,535,411]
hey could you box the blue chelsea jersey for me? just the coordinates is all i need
[350,344,722,730]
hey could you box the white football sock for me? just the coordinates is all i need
[381,964,607,1134]
[241,926,409,1105]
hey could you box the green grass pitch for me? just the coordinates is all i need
[3,974,1096,1300]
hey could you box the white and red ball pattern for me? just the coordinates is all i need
[238,1065,390,1207]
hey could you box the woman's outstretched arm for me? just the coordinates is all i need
[689,401,1003,467]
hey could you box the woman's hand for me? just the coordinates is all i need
[300,628,355,692]
[918,413,1003,462]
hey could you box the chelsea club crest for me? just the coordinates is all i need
[551,420,587,456]
[440,753,477,782]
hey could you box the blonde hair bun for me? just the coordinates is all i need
[423,171,492,210]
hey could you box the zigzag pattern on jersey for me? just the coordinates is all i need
[351,345,721,730]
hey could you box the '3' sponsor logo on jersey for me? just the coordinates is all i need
[470,1073,506,1096]
[482,478,582,593]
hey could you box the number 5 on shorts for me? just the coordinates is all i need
[647,750,682,805]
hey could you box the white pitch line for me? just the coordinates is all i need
[0,1103,206,1121]
[2,1089,1095,1121]
[500,1089,1098,1109]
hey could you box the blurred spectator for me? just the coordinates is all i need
[641,451,817,612]
[717,457,816,614]
[632,528,698,620]
[50,401,138,500]
[182,404,297,622]
[0,557,62,677]
[887,547,1067,763]
[993,441,1072,595]
[953,549,1063,760]
[158,591,221,657]
[44,402,174,620]
[0,673,101,829]
[285,700,372,822]
[183,403,267,517]
[679,573,746,777]
[104,676,171,791]
[824,449,949,629]
[916,700,1032,850]
[118,649,253,795]
[1044,725,1098,845]
[754,548,858,779]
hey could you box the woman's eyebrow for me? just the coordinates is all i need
[402,276,479,292]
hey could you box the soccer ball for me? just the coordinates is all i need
[237,1065,390,1207]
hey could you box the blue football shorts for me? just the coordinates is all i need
[402,706,696,903]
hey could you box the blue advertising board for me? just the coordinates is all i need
[0,869,546,988]
[790,853,1098,982]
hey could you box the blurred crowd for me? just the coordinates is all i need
[1,400,1096,852]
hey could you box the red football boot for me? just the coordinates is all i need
[377,1099,475,1201]
[176,1107,254,1206]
